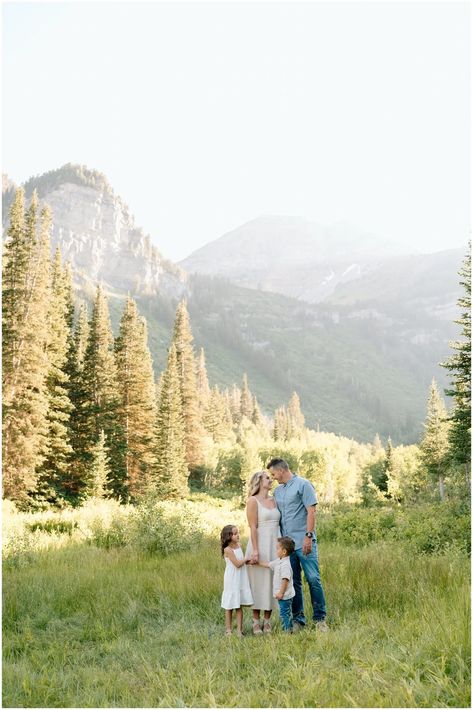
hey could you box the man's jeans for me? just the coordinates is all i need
[290,544,327,624]
[278,598,293,631]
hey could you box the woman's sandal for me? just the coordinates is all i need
[252,620,263,635]
[263,621,272,634]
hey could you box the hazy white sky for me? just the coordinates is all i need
[3,1,470,261]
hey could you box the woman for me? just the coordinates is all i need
[245,470,281,635]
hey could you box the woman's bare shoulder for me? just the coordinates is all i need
[246,496,258,508]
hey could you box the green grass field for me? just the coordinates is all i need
[3,499,470,708]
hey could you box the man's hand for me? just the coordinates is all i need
[302,536,313,555]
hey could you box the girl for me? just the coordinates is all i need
[220,524,253,636]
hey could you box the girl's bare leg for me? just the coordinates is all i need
[225,609,233,634]
[263,610,272,621]
[236,608,243,635]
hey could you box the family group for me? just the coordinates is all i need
[220,458,328,636]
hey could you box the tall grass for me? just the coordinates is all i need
[3,503,470,708]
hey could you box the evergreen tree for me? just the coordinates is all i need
[420,379,450,501]
[204,385,232,444]
[229,384,242,425]
[65,302,90,497]
[379,437,393,494]
[251,395,265,430]
[36,249,74,502]
[240,373,253,419]
[115,297,157,500]
[441,243,471,475]
[172,301,205,469]
[155,343,188,498]
[287,391,305,438]
[273,406,288,441]
[2,195,51,503]
[82,286,126,498]
[85,430,110,498]
[372,433,383,454]
[196,348,211,412]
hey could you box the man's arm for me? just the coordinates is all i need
[302,504,316,555]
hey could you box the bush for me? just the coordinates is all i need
[317,502,470,555]
[27,519,78,536]
[89,500,205,555]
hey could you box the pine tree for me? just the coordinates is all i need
[86,430,110,498]
[82,286,126,498]
[379,437,393,494]
[66,302,90,497]
[171,300,205,470]
[196,348,211,413]
[240,373,253,419]
[287,392,305,438]
[36,249,74,502]
[273,406,288,441]
[115,297,157,500]
[155,343,188,498]
[251,395,265,430]
[204,385,233,444]
[441,243,471,476]
[229,384,242,425]
[2,195,51,503]
[420,379,450,501]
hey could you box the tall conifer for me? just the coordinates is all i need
[82,286,126,497]
[115,297,157,500]
[420,379,450,500]
[66,302,91,497]
[155,343,188,498]
[240,374,253,420]
[287,392,305,438]
[2,195,51,502]
[441,243,471,475]
[172,300,204,469]
[36,249,74,501]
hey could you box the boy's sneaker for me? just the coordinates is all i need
[316,620,329,633]
[292,621,304,633]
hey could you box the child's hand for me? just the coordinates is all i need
[275,592,283,600]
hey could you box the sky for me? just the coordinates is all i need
[2,1,471,262]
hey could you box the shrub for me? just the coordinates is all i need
[27,519,78,536]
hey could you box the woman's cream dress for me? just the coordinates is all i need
[245,499,281,611]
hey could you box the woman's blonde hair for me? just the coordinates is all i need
[247,470,266,498]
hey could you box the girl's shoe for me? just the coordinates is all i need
[263,621,271,634]
[252,620,263,635]
[225,629,232,636]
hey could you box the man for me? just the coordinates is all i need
[268,457,328,632]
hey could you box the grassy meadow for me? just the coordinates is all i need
[3,495,470,708]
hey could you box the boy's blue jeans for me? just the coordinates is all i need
[278,598,293,631]
[290,544,327,624]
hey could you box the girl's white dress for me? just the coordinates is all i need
[221,546,254,610]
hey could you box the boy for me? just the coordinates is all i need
[258,536,296,632]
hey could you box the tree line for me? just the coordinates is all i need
[2,189,470,508]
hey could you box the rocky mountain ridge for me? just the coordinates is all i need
[2,165,186,298]
[180,215,414,303]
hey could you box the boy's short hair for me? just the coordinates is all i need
[267,458,289,471]
[278,536,295,555]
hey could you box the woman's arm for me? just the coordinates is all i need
[246,497,259,563]
[224,548,246,568]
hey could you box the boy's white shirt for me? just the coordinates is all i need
[268,557,295,600]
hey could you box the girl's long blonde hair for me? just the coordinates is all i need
[247,470,266,498]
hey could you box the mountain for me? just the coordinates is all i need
[2,165,463,444]
[180,215,412,302]
[2,165,186,299]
